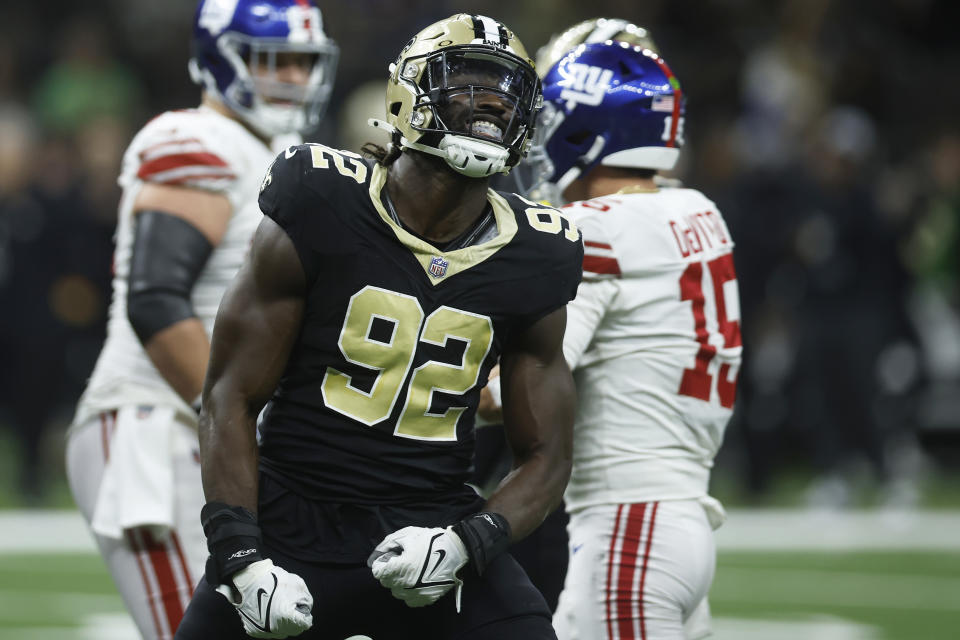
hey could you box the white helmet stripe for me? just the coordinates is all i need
[472,15,507,46]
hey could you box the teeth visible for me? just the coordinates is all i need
[471,121,503,141]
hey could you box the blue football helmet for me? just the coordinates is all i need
[189,0,339,137]
[518,41,685,204]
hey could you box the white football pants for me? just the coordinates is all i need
[66,406,206,640]
[553,500,715,640]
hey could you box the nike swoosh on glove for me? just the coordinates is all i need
[367,526,468,611]
[215,559,313,638]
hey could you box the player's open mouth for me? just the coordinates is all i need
[471,120,504,142]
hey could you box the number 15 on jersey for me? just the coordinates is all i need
[678,253,741,409]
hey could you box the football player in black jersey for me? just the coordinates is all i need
[174,14,583,640]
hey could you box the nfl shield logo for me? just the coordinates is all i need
[429,256,449,278]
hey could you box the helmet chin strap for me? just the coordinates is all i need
[368,118,510,178]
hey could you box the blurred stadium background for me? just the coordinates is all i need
[1,0,958,638]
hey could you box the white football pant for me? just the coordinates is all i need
[554,500,715,640]
[66,407,206,640]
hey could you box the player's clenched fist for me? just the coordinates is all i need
[202,502,313,638]
[367,526,468,610]
[216,559,313,638]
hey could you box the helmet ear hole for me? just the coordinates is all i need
[389,102,402,117]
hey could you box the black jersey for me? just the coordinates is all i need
[256,143,582,506]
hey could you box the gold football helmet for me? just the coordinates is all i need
[369,14,541,178]
[535,18,658,78]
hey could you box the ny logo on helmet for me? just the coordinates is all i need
[559,63,613,109]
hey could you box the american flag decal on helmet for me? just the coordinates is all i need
[651,94,675,112]
[429,256,449,278]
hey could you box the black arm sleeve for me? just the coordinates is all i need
[127,210,214,344]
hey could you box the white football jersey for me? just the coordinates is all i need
[75,106,283,423]
[561,187,742,512]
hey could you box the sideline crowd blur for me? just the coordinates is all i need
[1,0,957,506]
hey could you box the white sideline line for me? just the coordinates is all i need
[0,511,95,553]
[715,508,960,550]
[712,616,880,640]
[1,508,960,553]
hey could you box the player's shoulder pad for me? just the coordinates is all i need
[501,192,584,305]
[127,109,243,190]
[556,198,622,281]
[560,199,616,244]
[258,143,372,223]
[502,192,583,259]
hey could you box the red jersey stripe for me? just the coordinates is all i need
[584,240,613,250]
[616,503,647,640]
[637,502,659,640]
[170,531,195,596]
[127,530,165,638]
[141,529,186,635]
[605,504,625,640]
[138,152,231,181]
[584,255,622,276]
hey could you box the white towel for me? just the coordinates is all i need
[698,494,728,531]
[91,405,177,539]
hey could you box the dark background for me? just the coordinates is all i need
[1,0,958,507]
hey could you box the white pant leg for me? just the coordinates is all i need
[554,500,715,640]
[66,407,206,640]
[682,597,712,640]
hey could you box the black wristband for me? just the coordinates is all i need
[200,502,264,584]
[451,511,512,576]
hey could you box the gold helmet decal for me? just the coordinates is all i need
[372,14,541,178]
[536,18,658,78]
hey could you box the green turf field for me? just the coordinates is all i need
[712,551,960,639]
[1,550,957,639]
[0,553,129,639]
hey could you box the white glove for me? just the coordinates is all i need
[215,559,313,638]
[367,526,469,610]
